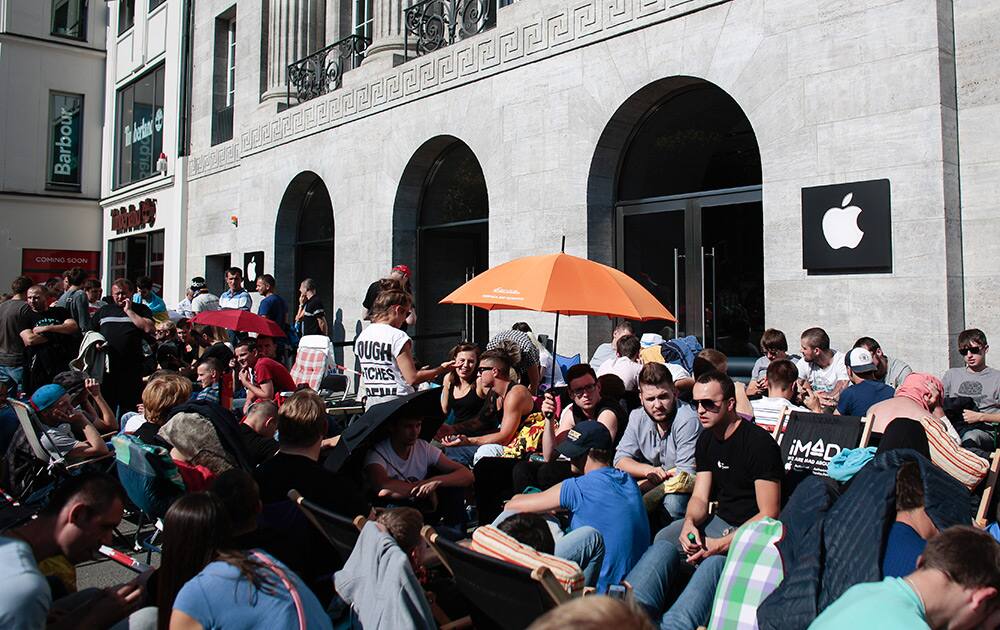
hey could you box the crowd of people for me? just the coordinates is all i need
[0,262,999,630]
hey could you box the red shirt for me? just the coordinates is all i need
[252,357,297,402]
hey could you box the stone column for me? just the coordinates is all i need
[262,0,326,105]
[362,0,414,70]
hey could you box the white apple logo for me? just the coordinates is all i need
[822,192,865,249]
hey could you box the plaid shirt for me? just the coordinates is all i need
[707,517,784,630]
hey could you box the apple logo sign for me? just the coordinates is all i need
[822,192,864,249]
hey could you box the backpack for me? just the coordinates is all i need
[659,335,703,373]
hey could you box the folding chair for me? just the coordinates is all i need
[290,334,338,391]
[555,353,581,382]
[975,449,1000,528]
[770,410,870,496]
[422,525,569,630]
[111,434,184,560]
[288,488,366,564]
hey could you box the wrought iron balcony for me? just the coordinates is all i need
[404,0,497,61]
[286,34,369,106]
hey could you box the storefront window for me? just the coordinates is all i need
[52,0,87,40]
[114,65,165,189]
[46,92,84,191]
[107,230,165,290]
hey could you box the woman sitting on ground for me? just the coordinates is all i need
[157,492,333,630]
[437,342,486,438]
[354,289,454,407]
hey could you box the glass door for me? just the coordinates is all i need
[618,187,763,363]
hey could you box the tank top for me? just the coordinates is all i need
[448,383,485,422]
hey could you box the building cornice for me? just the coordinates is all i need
[0,31,106,56]
[188,0,728,181]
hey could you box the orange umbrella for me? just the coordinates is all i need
[440,252,675,321]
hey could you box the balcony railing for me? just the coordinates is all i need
[211,105,234,146]
[286,34,369,106]
[404,0,496,61]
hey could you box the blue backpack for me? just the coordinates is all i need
[658,335,703,373]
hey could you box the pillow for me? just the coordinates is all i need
[918,415,989,491]
[707,517,785,630]
[470,525,583,595]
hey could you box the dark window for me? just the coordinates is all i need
[211,10,236,145]
[46,92,84,191]
[149,0,166,12]
[51,0,87,40]
[108,230,165,290]
[118,0,136,35]
[617,84,761,202]
[419,143,489,228]
[114,65,165,189]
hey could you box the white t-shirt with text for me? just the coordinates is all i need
[355,323,413,405]
[796,351,848,393]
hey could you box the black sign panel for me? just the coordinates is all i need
[47,92,83,191]
[802,179,891,273]
[244,251,264,284]
[780,412,865,477]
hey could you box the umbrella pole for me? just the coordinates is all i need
[551,311,560,389]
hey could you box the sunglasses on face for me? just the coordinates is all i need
[959,346,984,356]
[571,383,597,398]
[476,366,494,374]
[693,398,725,412]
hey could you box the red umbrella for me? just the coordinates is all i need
[191,310,285,338]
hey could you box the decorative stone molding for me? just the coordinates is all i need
[188,0,722,177]
[189,141,241,180]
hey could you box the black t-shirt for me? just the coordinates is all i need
[572,397,629,444]
[0,299,32,366]
[31,306,77,350]
[301,295,325,337]
[254,452,369,517]
[362,281,381,311]
[90,302,154,363]
[695,420,783,526]
[238,423,279,467]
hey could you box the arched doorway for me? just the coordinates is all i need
[275,171,334,333]
[394,137,489,362]
[591,77,763,361]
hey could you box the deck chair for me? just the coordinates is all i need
[975,449,1000,528]
[291,334,337,391]
[288,488,365,564]
[555,353,581,382]
[112,434,184,559]
[771,409,871,477]
[422,525,569,630]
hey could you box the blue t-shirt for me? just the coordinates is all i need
[173,550,332,630]
[560,466,649,592]
[809,577,927,630]
[837,379,895,416]
[258,294,288,327]
[133,291,166,315]
[882,521,926,578]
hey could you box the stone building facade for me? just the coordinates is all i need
[166,0,998,375]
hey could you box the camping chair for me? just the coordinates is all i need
[422,525,569,630]
[975,449,1000,528]
[3,399,111,503]
[288,489,366,564]
[554,353,581,382]
[771,409,871,486]
[291,334,338,391]
[111,434,184,560]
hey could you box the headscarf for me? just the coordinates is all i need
[893,373,944,411]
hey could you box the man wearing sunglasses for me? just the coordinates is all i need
[629,371,782,630]
[942,328,1000,452]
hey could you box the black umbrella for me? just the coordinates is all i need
[323,389,446,473]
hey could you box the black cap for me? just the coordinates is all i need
[556,420,613,459]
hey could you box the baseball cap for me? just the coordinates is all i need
[846,347,877,374]
[391,264,411,279]
[52,371,86,398]
[31,384,67,413]
[190,277,207,291]
[556,420,613,459]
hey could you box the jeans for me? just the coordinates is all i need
[660,493,691,524]
[958,425,997,455]
[631,515,732,630]
[491,509,606,588]
[0,366,24,395]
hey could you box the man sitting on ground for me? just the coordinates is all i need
[834,347,895,416]
[615,363,701,525]
[626,371,782,630]
[30,383,108,462]
[596,334,643,392]
[591,321,635,372]
[365,414,473,533]
[0,473,145,629]
[750,359,811,431]
[526,364,627,490]
[883,461,939,578]
[810,526,1000,629]
[796,327,849,411]
[748,328,798,396]
[238,400,279,466]
[235,340,296,412]
[854,336,912,389]
[193,357,223,404]
[942,328,1000,452]
[505,421,649,592]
